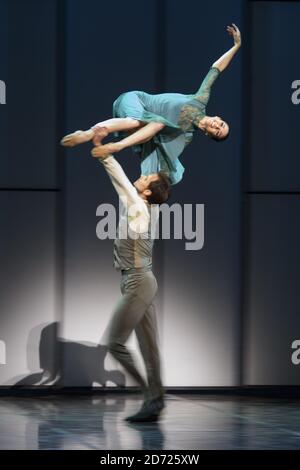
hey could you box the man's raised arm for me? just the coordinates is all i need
[96,154,140,205]
[96,154,150,233]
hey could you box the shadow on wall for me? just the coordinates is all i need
[2,322,125,388]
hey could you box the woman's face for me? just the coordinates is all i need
[204,116,229,139]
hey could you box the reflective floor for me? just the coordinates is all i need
[0,393,300,449]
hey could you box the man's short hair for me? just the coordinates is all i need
[147,171,172,205]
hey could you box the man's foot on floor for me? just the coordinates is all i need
[124,396,165,423]
[60,129,94,147]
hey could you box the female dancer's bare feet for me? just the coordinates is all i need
[60,129,95,147]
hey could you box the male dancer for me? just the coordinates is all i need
[96,152,171,422]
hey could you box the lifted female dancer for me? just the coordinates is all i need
[61,24,241,184]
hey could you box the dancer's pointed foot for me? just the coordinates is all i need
[91,142,122,158]
[60,129,94,147]
[91,125,109,146]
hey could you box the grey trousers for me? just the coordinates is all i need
[106,268,164,402]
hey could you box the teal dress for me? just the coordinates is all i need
[112,66,220,185]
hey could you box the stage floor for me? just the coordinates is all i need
[0,393,300,450]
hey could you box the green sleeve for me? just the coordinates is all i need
[194,66,221,106]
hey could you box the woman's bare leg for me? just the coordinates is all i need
[91,118,146,146]
[116,121,165,149]
[91,121,165,158]
[61,117,145,148]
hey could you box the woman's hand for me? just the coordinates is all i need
[227,23,241,48]
[212,24,241,72]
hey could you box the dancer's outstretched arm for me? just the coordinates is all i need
[194,24,241,103]
[97,154,150,234]
[212,23,241,72]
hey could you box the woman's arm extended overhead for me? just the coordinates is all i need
[212,23,241,72]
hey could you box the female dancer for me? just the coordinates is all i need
[61,24,241,185]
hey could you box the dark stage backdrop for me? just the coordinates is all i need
[0,0,299,388]
[243,1,300,385]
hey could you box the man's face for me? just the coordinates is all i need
[133,173,160,194]
[204,116,229,139]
